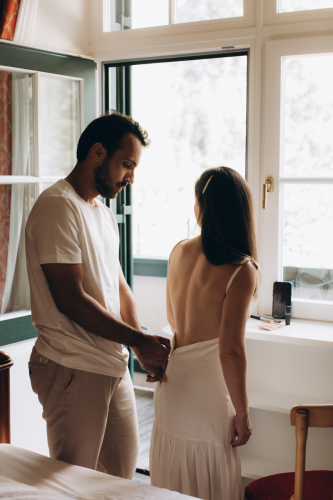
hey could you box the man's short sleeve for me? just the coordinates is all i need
[31,196,82,265]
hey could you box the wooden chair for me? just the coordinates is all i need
[245,405,333,500]
[0,351,14,444]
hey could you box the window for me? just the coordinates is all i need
[277,0,333,13]
[177,0,243,23]
[103,0,244,31]
[282,54,333,303]
[0,69,82,316]
[97,0,333,322]
[106,52,248,259]
[261,36,333,321]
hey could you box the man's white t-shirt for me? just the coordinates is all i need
[25,179,129,377]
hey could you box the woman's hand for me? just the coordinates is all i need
[231,414,253,447]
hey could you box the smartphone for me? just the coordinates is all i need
[272,281,292,319]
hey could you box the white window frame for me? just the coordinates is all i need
[259,34,333,322]
[0,66,84,319]
[263,0,333,26]
[1,66,84,198]
[90,0,256,60]
[90,0,333,324]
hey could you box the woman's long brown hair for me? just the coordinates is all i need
[195,166,259,298]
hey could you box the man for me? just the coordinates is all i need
[26,111,170,479]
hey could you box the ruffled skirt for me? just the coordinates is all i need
[149,338,241,500]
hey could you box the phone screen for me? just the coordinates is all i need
[272,281,292,319]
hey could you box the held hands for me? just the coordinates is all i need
[231,414,253,447]
[135,334,171,383]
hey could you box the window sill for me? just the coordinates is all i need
[0,312,37,346]
[133,257,168,278]
[163,317,333,348]
[247,317,333,348]
[0,310,31,321]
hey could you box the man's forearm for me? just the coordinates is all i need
[58,289,145,348]
[119,285,141,331]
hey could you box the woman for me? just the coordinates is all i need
[149,167,258,500]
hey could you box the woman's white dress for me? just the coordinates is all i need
[150,266,245,500]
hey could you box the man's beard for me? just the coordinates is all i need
[94,158,127,199]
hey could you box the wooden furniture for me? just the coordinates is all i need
[245,405,333,500]
[0,351,14,444]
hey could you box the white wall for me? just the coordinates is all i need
[33,0,90,55]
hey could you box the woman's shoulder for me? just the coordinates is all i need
[229,259,258,295]
[169,237,201,263]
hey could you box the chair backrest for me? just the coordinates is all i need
[0,351,14,444]
[290,405,333,500]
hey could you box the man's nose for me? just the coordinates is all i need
[126,171,135,185]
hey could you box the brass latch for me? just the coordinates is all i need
[262,176,274,210]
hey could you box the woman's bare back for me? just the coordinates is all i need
[167,237,248,348]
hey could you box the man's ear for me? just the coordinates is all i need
[91,143,107,164]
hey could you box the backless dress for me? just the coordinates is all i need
[149,264,248,500]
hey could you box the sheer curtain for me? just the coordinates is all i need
[13,0,39,44]
[1,73,32,314]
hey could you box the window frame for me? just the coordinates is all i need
[259,34,333,322]
[104,49,251,277]
[1,67,84,196]
[92,0,333,322]
[90,0,256,60]
[263,0,333,26]
[0,65,84,324]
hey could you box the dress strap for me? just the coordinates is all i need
[226,260,250,295]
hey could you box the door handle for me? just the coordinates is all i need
[262,176,274,210]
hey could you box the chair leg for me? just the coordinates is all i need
[294,409,309,500]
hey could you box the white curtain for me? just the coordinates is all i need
[1,74,32,314]
[13,0,39,45]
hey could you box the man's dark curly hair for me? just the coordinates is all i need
[76,110,150,162]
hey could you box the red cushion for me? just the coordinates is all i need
[245,470,333,500]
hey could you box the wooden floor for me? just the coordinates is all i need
[134,387,154,472]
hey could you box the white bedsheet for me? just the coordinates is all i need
[0,475,73,500]
[0,445,196,500]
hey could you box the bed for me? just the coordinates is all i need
[0,352,196,499]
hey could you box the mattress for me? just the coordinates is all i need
[0,444,197,499]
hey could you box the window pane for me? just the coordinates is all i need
[0,71,35,177]
[103,0,168,31]
[282,184,333,302]
[177,0,243,23]
[39,76,80,178]
[278,0,333,13]
[283,54,333,177]
[126,55,247,258]
[0,183,37,314]
[132,0,168,29]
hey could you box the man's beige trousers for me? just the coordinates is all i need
[29,345,139,479]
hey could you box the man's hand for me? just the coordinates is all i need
[136,334,171,365]
[144,361,167,383]
[133,335,170,382]
[145,356,168,382]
